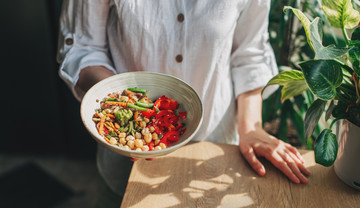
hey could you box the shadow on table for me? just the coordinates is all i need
[123,143,360,208]
[123,142,283,207]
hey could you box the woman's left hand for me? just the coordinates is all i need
[238,127,310,184]
[237,87,310,184]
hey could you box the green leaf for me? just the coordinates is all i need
[333,101,360,127]
[315,129,338,167]
[325,100,336,121]
[284,6,314,50]
[310,18,349,60]
[304,99,327,140]
[349,46,360,77]
[263,70,308,102]
[299,59,343,100]
[284,7,349,60]
[321,0,360,29]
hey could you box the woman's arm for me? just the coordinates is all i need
[58,0,116,101]
[237,87,310,183]
[74,66,115,99]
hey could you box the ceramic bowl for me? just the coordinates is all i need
[80,72,203,158]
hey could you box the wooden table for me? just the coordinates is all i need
[121,142,360,208]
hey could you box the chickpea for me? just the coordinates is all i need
[135,148,142,152]
[159,143,167,149]
[152,132,158,141]
[126,135,135,141]
[119,132,127,138]
[142,145,149,151]
[127,140,135,149]
[123,145,130,150]
[154,146,162,151]
[142,128,150,135]
[154,139,160,145]
[119,137,126,145]
[110,137,117,145]
[140,121,147,128]
[135,132,142,140]
[144,117,150,123]
[149,126,155,133]
[144,133,152,143]
[135,139,144,148]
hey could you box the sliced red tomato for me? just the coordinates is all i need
[161,131,180,143]
[154,95,179,110]
[103,126,109,135]
[148,141,155,151]
[141,109,155,118]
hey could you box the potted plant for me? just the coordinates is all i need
[263,0,360,190]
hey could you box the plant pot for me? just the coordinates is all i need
[334,119,360,191]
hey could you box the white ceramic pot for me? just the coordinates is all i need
[334,119,360,190]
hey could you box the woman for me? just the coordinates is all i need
[58,0,310,206]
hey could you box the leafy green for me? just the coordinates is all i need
[284,6,350,60]
[299,59,343,100]
[304,99,327,140]
[284,6,313,50]
[321,0,360,29]
[315,129,338,167]
[263,70,308,102]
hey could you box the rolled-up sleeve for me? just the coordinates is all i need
[57,0,116,101]
[230,0,278,98]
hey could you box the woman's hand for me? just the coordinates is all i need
[237,87,310,184]
[238,127,310,183]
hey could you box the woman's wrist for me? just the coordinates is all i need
[75,66,115,98]
[236,87,263,133]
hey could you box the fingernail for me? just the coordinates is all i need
[258,167,266,176]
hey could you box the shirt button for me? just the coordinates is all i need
[177,13,184,22]
[175,55,183,63]
[65,38,74,45]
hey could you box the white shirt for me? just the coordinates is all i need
[57,0,277,195]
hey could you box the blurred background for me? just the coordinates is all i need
[0,1,98,207]
[0,0,350,207]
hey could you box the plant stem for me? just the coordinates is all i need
[330,117,343,130]
[342,26,350,46]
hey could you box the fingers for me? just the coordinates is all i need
[279,152,309,184]
[241,147,266,176]
[285,143,305,164]
[268,153,302,184]
[285,149,311,176]
[130,157,155,162]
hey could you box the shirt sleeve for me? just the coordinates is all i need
[230,0,278,98]
[57,0,116,101]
